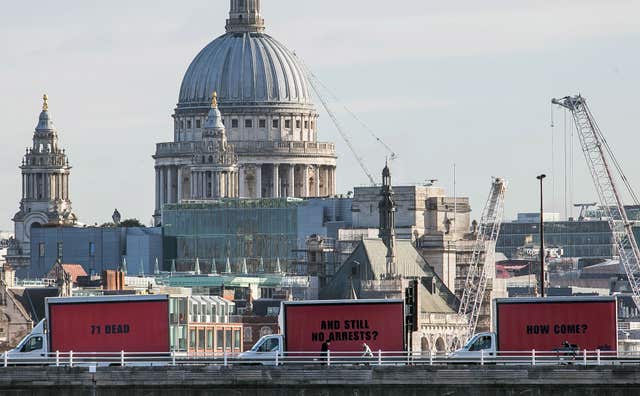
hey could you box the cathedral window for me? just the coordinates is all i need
[232,119,239,128]
[259,119,266,128]
[296,120,301,129]
[245,119,253,128]
[39,243,45,257]
[196,119,202,128]
[304,120,309,129]
[89,242,95,257]
[180,120,184,129]
[311,121,315,129]
[187,120,192,129]
[284,120,291,129]
[272,119,279,128]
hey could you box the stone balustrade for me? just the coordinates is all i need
[156,140,336,157]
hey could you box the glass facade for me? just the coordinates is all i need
[163,199,302,272]
[169,297,188,351]
[497,220,615,259]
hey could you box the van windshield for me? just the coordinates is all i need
[15,333,33,350]
[468,335,492,351]
[20,336,43,353]
[251,337,279,352]
[463,337,476,349]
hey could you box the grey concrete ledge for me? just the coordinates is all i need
[1,365,640,388]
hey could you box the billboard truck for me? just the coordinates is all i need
[4,295,170,363]
[239,299,406,363]
[453,296,618,359]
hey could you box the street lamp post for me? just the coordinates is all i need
[536,174,546,298]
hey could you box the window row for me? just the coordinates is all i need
[38,242,95,258]
[179,118,315,130]
[187,327,242,351]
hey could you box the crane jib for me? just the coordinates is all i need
[458,177,507,343]
[553,95,640,311]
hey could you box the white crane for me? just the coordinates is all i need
[458,177,507,340]
[553,95,640,308]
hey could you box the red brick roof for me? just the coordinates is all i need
[60,264,87,283]
[47,263,88,284]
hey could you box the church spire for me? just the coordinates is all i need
[379,162,396,277]
[226,0,265,33]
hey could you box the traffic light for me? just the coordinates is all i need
[405,279,419,332]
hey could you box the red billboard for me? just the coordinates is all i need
[496,298,617,353]
[48,299,169,353]
[283,300,405,353]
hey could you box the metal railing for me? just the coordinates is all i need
[2,349,640,367]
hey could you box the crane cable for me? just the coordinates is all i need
[594,119,640,205]
[297,57,377,186]
[295,53,398,162]
[575,104,640,206]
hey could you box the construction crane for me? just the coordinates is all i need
[553,95,640,309]
[295,54,397,186]
[458,177,507,340]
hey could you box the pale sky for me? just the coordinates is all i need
[1,0,640,231]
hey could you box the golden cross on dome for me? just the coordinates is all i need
[42,94,49,111]
[211,91,218,108]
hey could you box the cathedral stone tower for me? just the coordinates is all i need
[5,95,76,270]
[378,162,397,276]
[188,93,239,200]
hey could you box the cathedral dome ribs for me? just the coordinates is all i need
[178,33,311,108]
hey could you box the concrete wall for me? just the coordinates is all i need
[1,366,640,395]
[424,196,471,235]
[297,198,353,244]
[352,185,445,239]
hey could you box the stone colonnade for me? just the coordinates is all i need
[22,171,70,201]
[156,165,239,208]
[239,163,336,198]
[155,163,336,215]
[189,168,239,200]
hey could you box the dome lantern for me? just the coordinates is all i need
[36,93,55,132]
[226,0,265,33]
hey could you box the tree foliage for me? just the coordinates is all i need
[100,219,146,228]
